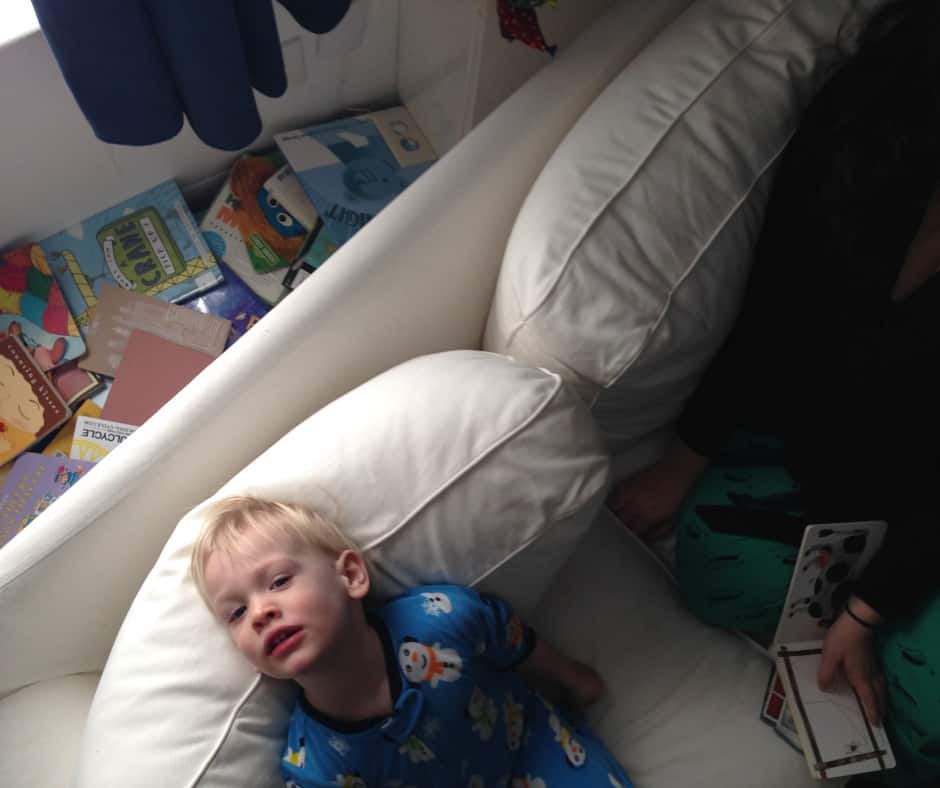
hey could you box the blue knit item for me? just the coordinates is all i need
[30,0,350,150]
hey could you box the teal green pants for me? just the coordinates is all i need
[675,435,940,787]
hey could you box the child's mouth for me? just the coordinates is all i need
[265,626,302,656]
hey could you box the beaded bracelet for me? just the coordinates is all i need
[844,603,878,629]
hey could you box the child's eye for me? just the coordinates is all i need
[228,605,246,624]
[271,575,290,589]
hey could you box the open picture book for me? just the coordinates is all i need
[761,521,895,780]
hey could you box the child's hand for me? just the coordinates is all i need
[563,660,606,709]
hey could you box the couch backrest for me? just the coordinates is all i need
[485,0,886,457]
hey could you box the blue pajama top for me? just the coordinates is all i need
[280,584,632,788]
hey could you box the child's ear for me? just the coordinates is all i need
[335,550,370,599]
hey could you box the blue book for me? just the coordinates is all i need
[275,106,437,248]
[40,180,223,335]
[183,262,271,348]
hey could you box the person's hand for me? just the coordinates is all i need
[561,659,606,710]
[608,438,710,540]
[818,597,886,726]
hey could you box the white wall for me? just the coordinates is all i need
[400,0,615,155]
[0,0,399,250]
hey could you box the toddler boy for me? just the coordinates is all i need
[191,495,633,787]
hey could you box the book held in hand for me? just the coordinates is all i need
[40,180,222,334]
[766,521,895,781]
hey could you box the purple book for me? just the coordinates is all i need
[0,452,94,548]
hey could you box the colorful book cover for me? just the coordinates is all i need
[200,171,289,306]
[0,243,86,370]
[275,106,437,248]
[70,415,136,462]
[0,452,93,549]
[40,179,223,334]
[0,335,71,467]
[184,262,271,347]
[201,152,307,280]
[263,164,320,231]
[43,400,103,459]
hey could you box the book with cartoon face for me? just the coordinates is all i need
[0,335,71,468]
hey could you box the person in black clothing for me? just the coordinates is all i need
[609,2,940,785]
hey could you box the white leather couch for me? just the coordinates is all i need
[0,0,886,785]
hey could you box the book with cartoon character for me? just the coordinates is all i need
[0,452,93,549]
[275,106,437,248]
[0,336,71,468]
[40,180,223,335]
[766,522,896,780]
[200,155,306,305]
[0,243,86,371]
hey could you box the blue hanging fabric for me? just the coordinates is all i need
[30,0,351,151]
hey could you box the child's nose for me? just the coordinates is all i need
[251,600,279,629]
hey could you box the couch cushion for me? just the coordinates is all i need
[0,673,99,788]
[73,350,610,787]
[484,0,881,452]
[532,509,819,788]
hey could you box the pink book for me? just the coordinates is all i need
[100,330,214,426]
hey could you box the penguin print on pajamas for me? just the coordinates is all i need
[548,713,587,767]
[284,737,306,768]
[398,638,463,687]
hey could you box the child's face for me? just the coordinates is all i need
[201,528,368,681]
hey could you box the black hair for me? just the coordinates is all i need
[805,0,940,272]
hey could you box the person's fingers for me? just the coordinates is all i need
[817,647,839,690]
[855,678,881,726]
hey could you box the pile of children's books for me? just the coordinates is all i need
[0,105,436,550]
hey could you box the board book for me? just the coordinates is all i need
[39,179,222,333]
[766,521,895,780]
[184,262,270,347]
[70,415,136,462]
[80,284,229,377]
[49,359,104,408]
[200,165,291,306]
[0,335,71,468]
[263,164,320,231]
[100,330,214,426]
[275,105,437,248]
[0,243,86,370]
[0,452,93,549]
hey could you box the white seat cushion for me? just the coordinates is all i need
[532,510,820,787]
[0,673,99,788]
[485,0,882,452]
[74,350,610,787]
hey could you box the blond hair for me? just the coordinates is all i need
[189,495,361,603]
